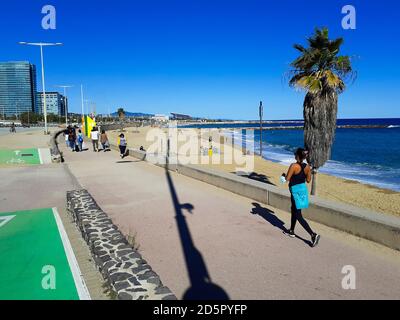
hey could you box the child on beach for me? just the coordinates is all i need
[118,133,127,158]
[282,148,320,247]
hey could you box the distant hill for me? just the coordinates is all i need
[110,112,154,118]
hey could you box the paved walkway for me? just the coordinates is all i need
[61,143,400,300]
[0,130,109,300]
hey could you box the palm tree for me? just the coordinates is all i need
[117,108,126,121]
[289,28,355,195]
[117,107,126,131]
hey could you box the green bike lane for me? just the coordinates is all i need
[0,208,90,300]
[0,148,52,165]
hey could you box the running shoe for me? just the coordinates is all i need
[311,233,321,247]
[283,229,295,238]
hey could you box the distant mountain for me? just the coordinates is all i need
[110,112,154,117]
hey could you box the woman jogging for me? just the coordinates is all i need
[118,133,127,158]
[282,148,320,247]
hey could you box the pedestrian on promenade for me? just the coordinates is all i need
[282,148,320,247]
[77,129,84,152]
[118,133,127,158]
[91,126,99,152]
[64,128,69,147]
[100,129,110,152]
[68,126,77,152]
[10,122,16,133]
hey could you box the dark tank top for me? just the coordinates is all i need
[289,163,307,187]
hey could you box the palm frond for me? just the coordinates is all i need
[288,28,354,95]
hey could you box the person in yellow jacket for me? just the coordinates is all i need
[118,133,127,158]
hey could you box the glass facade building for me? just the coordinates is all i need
[37,92,66,116]
[0,61,37,117]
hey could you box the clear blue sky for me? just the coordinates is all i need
[1,0,399,120]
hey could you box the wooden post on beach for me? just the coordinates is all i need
[259,101,263,156]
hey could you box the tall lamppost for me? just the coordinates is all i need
[84,99,91,117]
[55,85,73,127]
[19,42,63,134]
[259,101,263,156]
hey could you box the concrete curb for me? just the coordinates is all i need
[124,147,400,251]
[67,189,177,300]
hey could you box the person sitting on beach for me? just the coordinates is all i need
[100,129,110,152]
[118,133,127,158]
[282,148,320,247]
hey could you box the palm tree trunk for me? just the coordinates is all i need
[303,90,338,196]
[311,168,318,196]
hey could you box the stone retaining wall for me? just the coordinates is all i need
[50,129,65,163]
[67,189,177,300]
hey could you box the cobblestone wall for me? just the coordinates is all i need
[67,189,177,300]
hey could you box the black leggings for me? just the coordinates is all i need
[119,145,126,156]
[290,195,314,236]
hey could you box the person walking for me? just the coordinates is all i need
[100,129,110,152]
[64,128,69,147]
[77,129,84,152]
[282,148,320,247]
[118,133,127,158]
[90,126,99,152]
[68,126,77,152]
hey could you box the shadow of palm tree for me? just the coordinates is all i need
[234,172,276,186]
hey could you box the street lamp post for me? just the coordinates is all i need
[55,85,73,127]
[84,99,91,117]
[19,42,63,134]
[259,101,263,156]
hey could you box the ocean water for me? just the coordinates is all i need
[182,119,400,192]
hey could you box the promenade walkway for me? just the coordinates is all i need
[61,143,400,300]
[0,130,108,299]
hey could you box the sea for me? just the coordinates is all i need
[181,118,400,192]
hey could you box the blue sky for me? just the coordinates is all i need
[1,0,399,120]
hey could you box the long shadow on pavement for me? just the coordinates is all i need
[251,202,286,231]
[164,148,229,300]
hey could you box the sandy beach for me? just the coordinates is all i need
[106,126,400,217]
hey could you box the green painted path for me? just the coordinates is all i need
[0,208,90,300]
[0,148,41,165]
